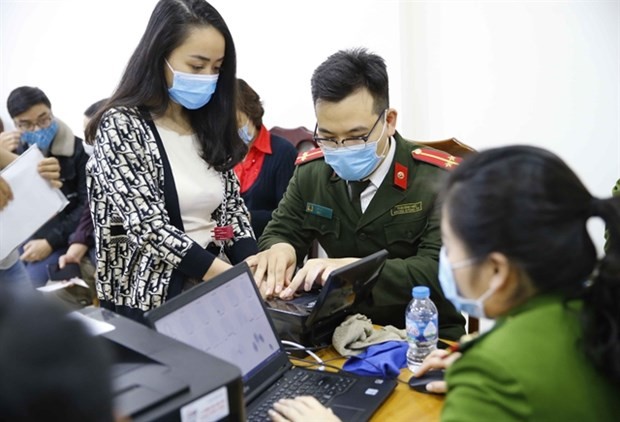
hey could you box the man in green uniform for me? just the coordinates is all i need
[248,48,465,340]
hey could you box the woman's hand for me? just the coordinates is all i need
[412,349,462,394]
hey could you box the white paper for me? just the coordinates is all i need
[37,278,90,292]
[0,145,68,259]
[68,311,116,336]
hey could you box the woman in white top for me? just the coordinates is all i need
[85,0,257,323]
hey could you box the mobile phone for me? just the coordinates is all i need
[47,263,81,281]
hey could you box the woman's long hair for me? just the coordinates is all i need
[85,0,245,171]
[442,145,620,385]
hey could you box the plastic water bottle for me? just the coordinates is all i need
[406,286,438,372]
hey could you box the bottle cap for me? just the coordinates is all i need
[412,286,430,299]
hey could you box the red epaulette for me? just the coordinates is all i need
[412,147,462,170]
[295,147,324,166]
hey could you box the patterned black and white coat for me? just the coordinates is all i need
[86,107,257,317]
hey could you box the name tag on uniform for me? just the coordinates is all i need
[305,202,333,219]
[390,202,423,216]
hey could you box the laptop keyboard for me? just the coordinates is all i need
[248,369,355,421]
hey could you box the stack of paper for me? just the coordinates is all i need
[0,146,68,259]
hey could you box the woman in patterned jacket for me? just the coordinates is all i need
[85,0,257,323]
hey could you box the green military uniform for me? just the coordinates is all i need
[442,295,620,421]
[259,132,466,340]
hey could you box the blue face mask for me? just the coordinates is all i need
[21,120,59,151]
[321,120,387,181]
[238,124,253,144]
[166,61,218,110]
[438,246,496,319]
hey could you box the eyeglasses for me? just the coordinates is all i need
[313,109,386,150]
[16,114,54,132]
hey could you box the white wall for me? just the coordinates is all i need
[1,0,618,250]
[399,0,619,252]
[0,0,401,135]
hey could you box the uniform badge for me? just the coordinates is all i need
[393,162,408,190]
[305,203,333,219]
[412,147,462,169]
[295,148,324,165]
[390,202,423,216]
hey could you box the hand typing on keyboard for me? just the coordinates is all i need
[268,396,341,422]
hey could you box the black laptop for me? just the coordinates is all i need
[145,262,396,422]
[266,249,389,346]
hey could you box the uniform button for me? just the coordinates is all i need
[406,231,413,239]
[321,224,327,231]
[359,233,368,241]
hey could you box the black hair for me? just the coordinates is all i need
[236,78,264,130]
[310,47,389,115]
[85,0,245,171]
[84,98,109,119]
[442,145,620,385]
[0,290,113,421]
[7,87,51,118]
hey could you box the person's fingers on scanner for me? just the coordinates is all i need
[280,268,306,299]
[284,263,296,290]
[262,243,296,296]
[264,249,289,297]
[252,252,268,287]
[285,268,308,297]
[245,254,258,271]
[265,252,284,298]
[303,262,325,291]
[319,264,338,286]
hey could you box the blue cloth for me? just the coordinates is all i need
[342,341,408,378]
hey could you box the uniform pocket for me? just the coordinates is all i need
[384,213,428,246]
[302,213,340,237]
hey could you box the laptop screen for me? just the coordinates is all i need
[151,269,281,381]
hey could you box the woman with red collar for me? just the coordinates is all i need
[234,79,298,239]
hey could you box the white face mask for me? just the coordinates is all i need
[438,246,497,319]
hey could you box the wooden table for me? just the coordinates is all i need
[294,346,445,421]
